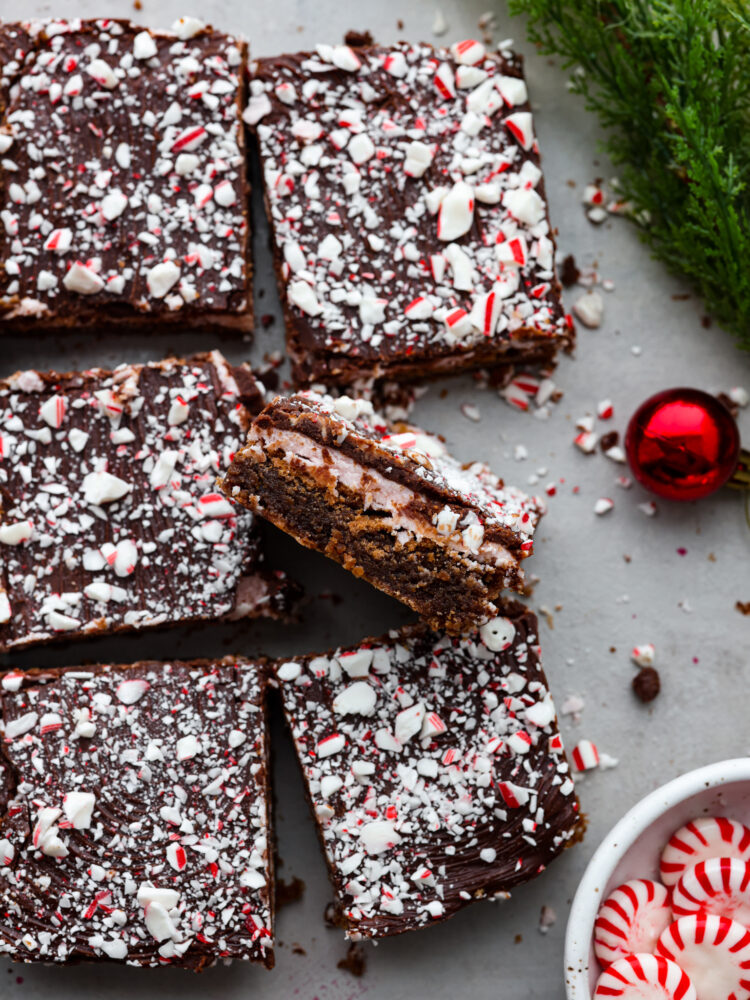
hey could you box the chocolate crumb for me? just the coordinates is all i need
[292,944,307,956]
[514,934,523,944]
[671,293,691,301]
[559,254,580,288]
[276,876,305,909]
[344,29,374,47]
[701,315,712,328]
[716,392,740,419]
[632,666,661,703]
[599,430,620,452]
[736,601,750,616]
[337,943,367,977]
[133,0,142,8]
[324,901,340,927]
[397,19,404,30]
[260,313,275,328]
[609,646,617,653]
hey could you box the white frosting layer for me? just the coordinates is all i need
[250,425,514,569]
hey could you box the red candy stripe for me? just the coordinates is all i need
[657,914,750,1000]
[594,953,696,1000]
[660,817,750,887]
[595,878,672,967]
[672,857,750,926]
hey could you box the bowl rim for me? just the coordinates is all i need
[564,757,750,999]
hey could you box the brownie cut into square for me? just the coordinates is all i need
[273,603,582,939]
[0,351,296,652]
[248,38,570,386]
[219,391,543,631]
[0,656,274,970]
[0,18,252,332]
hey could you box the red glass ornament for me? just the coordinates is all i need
[625,388,740,501]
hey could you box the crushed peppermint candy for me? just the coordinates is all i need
[0,19,251,328]
[249,40,570,386]
[0,352,293,652]
[274,608,581,938]
[0,657,273,968]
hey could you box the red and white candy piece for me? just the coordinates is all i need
[660,817,750,887]
[672,857,750,926]
[594,954,696,1000]
[657,914,750,1000]
[572,739,600,771]
[595,879,673,967]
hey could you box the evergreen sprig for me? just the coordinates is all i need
[508,0,750,347]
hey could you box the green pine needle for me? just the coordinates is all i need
[509,0,750,347]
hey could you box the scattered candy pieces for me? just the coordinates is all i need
[632,644,655,667]
[572,739,599,771]
[573,291,604,328]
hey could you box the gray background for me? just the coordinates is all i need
[1,1,749,997]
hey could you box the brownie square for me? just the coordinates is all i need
[219,391,543,631]
[248,38,570,386]
[0,351,296,652]
[0,656,274,969]
[0,18,252,332]
[273,603,582,939]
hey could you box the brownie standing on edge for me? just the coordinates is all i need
[219,392,543,631]
[248,38,570,387]
[273,604,582,939]
[0,352,296,653]
[0,657,274,970]
[0,18,252,331]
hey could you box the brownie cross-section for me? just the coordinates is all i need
[220,390,543,631]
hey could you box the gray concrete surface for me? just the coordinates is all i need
[1,1,749,997]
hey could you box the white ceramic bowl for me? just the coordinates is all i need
[564,757,750,998]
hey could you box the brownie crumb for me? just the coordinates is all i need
[133,0,142,8]
[344,29,374,47]
[260,313,275,328]
[560,254,580,287]
[337,943,367,978]
[632,666,661,703]
[324,901,340,928]
[716,392,740,419]
[292,944,307,956]
[276,876,305,909]
[736,601,750,616]
[599,430,620,452]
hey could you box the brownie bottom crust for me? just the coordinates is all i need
[220,455,520,633]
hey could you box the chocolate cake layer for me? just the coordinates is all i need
[273,603,582,939]
[0,351,296,652]
[0,18,252,331]
[220,391,543,631]
[248,39,570,386]
[0,656,274,969]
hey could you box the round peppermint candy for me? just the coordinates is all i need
[657,914,750,1000]
[594,954,696,1000]
[660,817,750,887]
[672,857,750,926]
[595,879,673,967]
